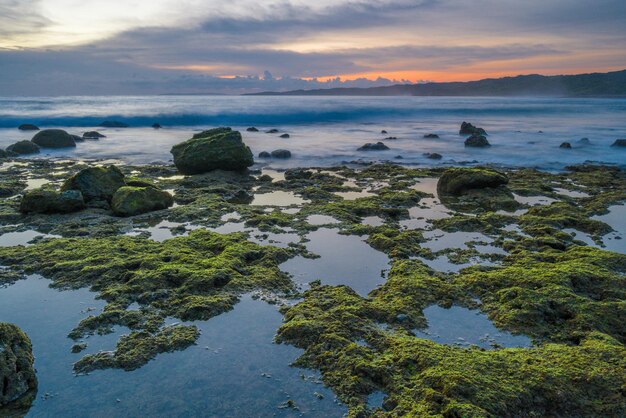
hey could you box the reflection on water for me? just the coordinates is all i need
[413,305,532,349]
[0,230,61,247]
[251,191,310,207]
[0,277,346,417]
[592,204,626,254]
[307,215,340,226]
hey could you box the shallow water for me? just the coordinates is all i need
[592,204,626,254]
[281,228,390,296]
[0,276,346,417]
[251,190,309,207]
[2,96,626,169]
[413,305,532,349]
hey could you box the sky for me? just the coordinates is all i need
[0,0,625,95]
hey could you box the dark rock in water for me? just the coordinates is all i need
[6,141,40,155]
[83,131,106,139]
[460,121,487,136]
[31,129,76,148]
[385,136,398,140]
[381,130,388,134]
[423,133,440,139]
[394,155,403,159]
[358,142,389,151]
[71,134,84,143]
[464,134,490,147]
[258,151,271,158]
[0,149,8,159]
[424,152,443,160]
[611,139,626,147]
[560,142,572,149]
[0,323,37,407]
[71,343,88,353]
[280,133,290,138]
[271,149,292,159]
[538,130,544,133]
[437,167,508,196]
[246,127,259,132]
[99,121,129,128]
[20,188,85,214]
[266,129,279,134]
[171,128,254,174]
[152,123,162,129]
[111,186,173,217]
[17,124,39,131]
[579,137,590,144]
[61,165,126,203]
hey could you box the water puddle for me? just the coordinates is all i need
[553,187,590,198]
[307,215,340,226]
[281,228,389,296]
[513,194,558,206]
[25,178,53,190]
[0,277,346,417]
[413,305,532,349]
[0,230,60,247]
[592,204,626,254]
[251,191,309,207]
[366,390,386,411]
[422,230,493,252]
[334,190,375,201]
[362,216,385,227]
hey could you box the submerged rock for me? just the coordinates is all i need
[560,142,572,149]
[61,165,126,203]
[266,129,279,134]
[0,150,8,159]
[460,121,487,136]
[271,149,292,159]
[280,133,290,138]
[111,186,174,217]
[31,129,76,148]
[20,188,85,214]
[171,128,254,174]
[6,141,40,155]
[611,139,626,147]
[258,151,271,158]
[246,127,259,132]
[579,137,590,144]
[83,131,106,139]
[424,133,440,139]
[71,134,84,143]
[152,123,162,129]
[0,323,37,407]
[17,124,39,131]
[464,134,490,147]
[358,142,389,151]
[437,167,509,195]
[424,152,442,160]
[99,121,129,128]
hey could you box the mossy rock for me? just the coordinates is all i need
[111,186,174,217]
[465,134,491,147]
[437,168,508,196]
[171,128,254,174]
[61,165,126,203]
[6,141,40,155]
[0,323,37,407]
[31,129,76,148]
[20,188,85,214]
[0,150,8,159]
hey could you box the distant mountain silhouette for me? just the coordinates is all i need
[248,69,626,97]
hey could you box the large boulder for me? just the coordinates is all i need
[6,141,40,155]
[20,188,85,214]
[465,134,491,147]
[31,129,76,148]
[460,122,487,136]
[83,131,106,139]
[111,186,174,217]
[61,165,126,203]
[171,128,254,174]
[437,168,509,196]
[17,124,39,131]
[271,149,292,159]
[0,323,37,407]
[611,139,626,147]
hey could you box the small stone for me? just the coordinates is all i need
[265,129,279,134]
[258,151,271,158]
[358,142,389,151]
[560,142,572,149]
[271,149,292,159]
[423,133,440,139]
[246,127,259,132]
[279,133,290,138]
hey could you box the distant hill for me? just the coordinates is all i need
[248,69,626,97]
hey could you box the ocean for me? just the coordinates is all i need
[1,95,626,169]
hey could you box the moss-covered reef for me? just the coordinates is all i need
[0,323,37,412]
[0,229,295,372]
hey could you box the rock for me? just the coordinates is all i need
[560,142,572,149]
[579,137,590,144]
[71,134,84,143]
[0,323,37,407]
[171,128,254,174]
[437,167,509,196]
[17,124,39,131]
[385,136,398,140]
[424,152,442,160]
[152,123,162,129]
[20,188,85,214]
[0,150,8,159]
[611,139,626,147]
[124,178,158,188]
[280,134,290,138]
[83,131,106,139]
[266,129,279,134]
[31,129,76,148]
[464,134,490,147]
[358,142,389,151]
[381,130,388,134]
[6,141,40,155]
[424,134,440,139]
[111,186,174,217]
[71,343,87,353]
[258,151,271,158]
[460,121,487,136]
[61,165,126,203]
[394,155,403,159]
[271,149,292,159]
[246,127,259,132]
[99,121,129,128]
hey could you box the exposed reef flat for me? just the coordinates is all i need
[0,156,625,417]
